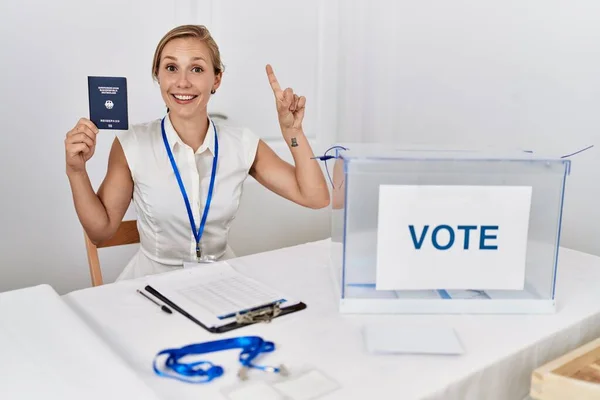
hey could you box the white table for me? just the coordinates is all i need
[0,284,161,400]
[62,239,600,400]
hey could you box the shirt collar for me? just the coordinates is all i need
[163,114,216,155]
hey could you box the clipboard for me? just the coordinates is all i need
[145,285,306,333]
[142,262,308,333]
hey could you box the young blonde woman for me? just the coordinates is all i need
[64,25,329,280]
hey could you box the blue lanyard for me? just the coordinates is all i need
[161,117,219,260]
[152,336,285,383]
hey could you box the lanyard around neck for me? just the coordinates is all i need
[161,117,219,260]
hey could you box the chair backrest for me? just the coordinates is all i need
[84,220,140,286]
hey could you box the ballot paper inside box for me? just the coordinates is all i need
[328,144,571,315]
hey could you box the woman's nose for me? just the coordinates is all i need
[176,72,192,88]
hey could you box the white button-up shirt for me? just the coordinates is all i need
[115,114,259,280]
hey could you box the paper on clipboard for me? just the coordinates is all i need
[147,262,300,329]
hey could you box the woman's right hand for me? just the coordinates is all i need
[65,118,99,174]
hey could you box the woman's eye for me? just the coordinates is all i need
[166,65,176,72]
[192,67,203,73]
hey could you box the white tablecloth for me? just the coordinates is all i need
[0,284,160,400]
[62,239,600,400]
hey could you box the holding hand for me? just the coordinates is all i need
[266,64,306,132]
[65,118,99,174]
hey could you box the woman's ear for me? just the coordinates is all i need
[213,72,223,92]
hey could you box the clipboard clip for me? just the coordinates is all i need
[235,302,282,324]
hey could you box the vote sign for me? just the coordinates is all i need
[376,185,532,290]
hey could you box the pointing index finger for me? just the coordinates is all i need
[266,64,282,94]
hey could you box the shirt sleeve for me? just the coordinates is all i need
[241,127,261,172]
[115,128,138,181]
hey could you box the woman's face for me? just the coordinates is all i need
[157,37,221,120]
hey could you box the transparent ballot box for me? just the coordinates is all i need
[330,144,571,314]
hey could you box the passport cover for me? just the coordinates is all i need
[88,76,129,130]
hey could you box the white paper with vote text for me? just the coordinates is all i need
[376,185,532,290]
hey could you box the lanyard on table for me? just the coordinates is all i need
[152,336,287,383]
[161,117,219,261]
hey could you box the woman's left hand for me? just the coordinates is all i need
[266,64,306,131]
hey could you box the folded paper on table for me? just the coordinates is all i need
[364,322,464,355]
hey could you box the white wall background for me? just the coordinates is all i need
[1,0,599,294]
[336,0,600,257]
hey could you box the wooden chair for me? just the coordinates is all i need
[84,220,140,286]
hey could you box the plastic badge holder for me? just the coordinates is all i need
[221,365,340,400]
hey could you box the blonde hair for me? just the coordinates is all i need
[152,24,224,80]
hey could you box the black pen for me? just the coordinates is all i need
[137,289,172,314]
[145,285,214,332]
